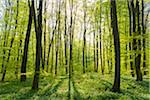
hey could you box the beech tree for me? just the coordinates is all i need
[20,0,32,82]
[0,0,149,98]
[134,0,142,81]
[82,0,87,73]
[110,0,121,92]
[1,0,19,81]
[32,0,43,90]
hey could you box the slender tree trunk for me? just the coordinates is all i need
[96,25,99,72]
[14,0,20,68]
[102,26,105,74]
[128,0,134,77]
[71,6,77,73]
[124,2,128,70]
[125,42,128,70]
[32,0,43,90]
[102,21,106,74]
[55,1,61,75]
[55,43,58,75]
[83,0,87,73]
[99,0,103,74]
[64,0,68,74]
[131,0,136,74]
[20,0,32,82]
[110,0,121,92]
[16,28,23,79]
[106,4,112,74]
[42,0,47,70]
[47,19,58,71]
[93,30,96,72]
[68,0,73,99]
[142,0,147,75]
[135,0,142,81]
[1,0,19,81]
[50,42,54,73]
[1,6,9,73]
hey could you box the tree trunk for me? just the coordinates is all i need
[83,0,87,73]
[64,0,68,74]
[55,1,61,75]
[1,6,9,73]
[135,0,142,81]
[32,0,43,90]
[20,0,32,82]
[93,30,96,72]
[110,0,121,92]
[128,0,134,77]
[99,0,103,74]
[68,0,73,99]
[42,0,47,70]
[47,18,58,72]
[1,0,19,81]
[142,0,147,75]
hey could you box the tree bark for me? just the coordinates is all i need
[128,0,134,77]
[20,0,32,82]
[64,0,68,74]
[32,0,43,90]
[1,0,19,81]
[68,0,73,99]
[110,0,121,92]
[142,0,147,75]
[135,0,142,81]
[83,0,87,73]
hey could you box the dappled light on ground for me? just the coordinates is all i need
[0,73,149,99]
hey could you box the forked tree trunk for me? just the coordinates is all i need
[32,0,43,90]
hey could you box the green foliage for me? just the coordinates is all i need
[0,73,149,99]
[0,0,149,99]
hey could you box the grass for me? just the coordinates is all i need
[0,72,149,100]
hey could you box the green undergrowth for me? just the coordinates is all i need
[0,72,149,100]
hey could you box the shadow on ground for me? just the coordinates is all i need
[0,74,149,100]
[0,78,37,99]
[72,79,83,100]
[39,78,65,96]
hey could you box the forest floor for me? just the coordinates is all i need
[0,72,149,100]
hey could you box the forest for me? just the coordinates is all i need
[0,0,150,99]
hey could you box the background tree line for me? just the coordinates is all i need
[0,0,149,98]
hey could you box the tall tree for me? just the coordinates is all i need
[134,0,142,81]
[1,0,10,73]
[110,0,121,92]
[64,0,68,74]
[46,15,58,72]
[124,1,128,70]
[106,2,113,74]
[142,0,147,75]
[130,0,143,81]
[93,26,96,72]
[127,0,134,77]
[20,0,32,82]
[96,22,99,72]
[83,0,87,73]
[99,0,103,75]
[68,0,73,98]
[32,0,43,89]
[42,0,47,70]
[1,0,19,81]
[55,0,61,75]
